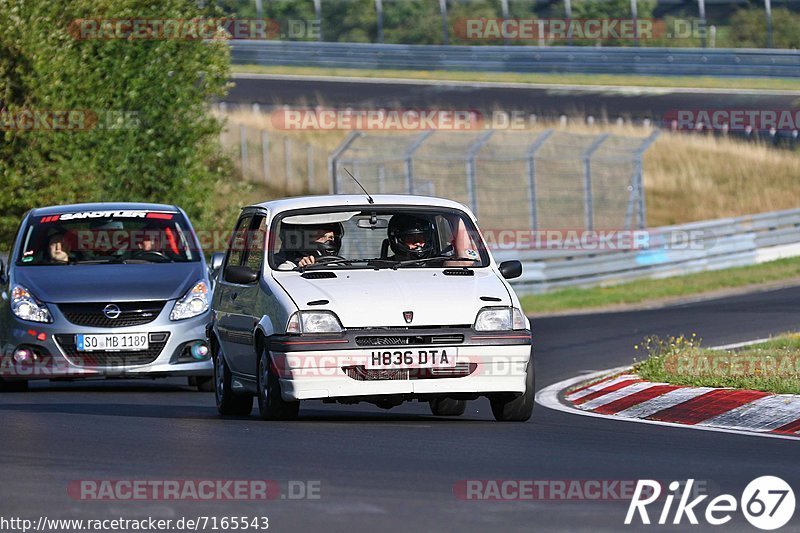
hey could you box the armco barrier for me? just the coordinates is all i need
[494,208,800,295]
[230,41,800,78]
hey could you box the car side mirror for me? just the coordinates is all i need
[209,252,224,276]
[499,260,522,280]
[224,265,259,285]
[0,257,6,285]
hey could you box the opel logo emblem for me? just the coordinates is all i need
[103,304,121,320]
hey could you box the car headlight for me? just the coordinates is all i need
[286,311,343,334]
[170,280,210,321]
[474,306,526,332]
[11,284,52,323]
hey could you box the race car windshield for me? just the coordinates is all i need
[16,211,200,265]
[269,208,488,271]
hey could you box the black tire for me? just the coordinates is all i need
[214,345,253,416]
[257,348,299,421]
[490,359,534,422]
[195,376,215,392]
[0,379,28,392]
[429,397,467,416]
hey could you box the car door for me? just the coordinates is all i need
[228,213,268,377]
[214,214,254,375]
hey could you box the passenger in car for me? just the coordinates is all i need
[47,232,71,264]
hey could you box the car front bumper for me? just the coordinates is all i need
[0,310,212,381]
[269,336,532,401]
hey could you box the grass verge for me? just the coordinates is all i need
[232,64,800,92]
[634,334,800,394]
[519,256,800,315]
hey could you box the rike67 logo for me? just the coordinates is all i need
[626,477,795,530]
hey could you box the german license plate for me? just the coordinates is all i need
[366,348,457,369]
[77,333,149,352]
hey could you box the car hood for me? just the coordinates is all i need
[272,268,512,328]
[13,263,204,303]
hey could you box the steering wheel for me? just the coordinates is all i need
[130,249,171,262]
[313,255,348,264]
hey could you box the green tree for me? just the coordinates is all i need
[0,0,231,244]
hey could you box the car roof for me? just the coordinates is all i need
[246,194,474,216]
[30,202,180,216]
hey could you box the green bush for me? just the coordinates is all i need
[0,0,231,246]
[728,7,800,49]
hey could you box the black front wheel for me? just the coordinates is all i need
[257,348,300,421]
[490,360,534,422]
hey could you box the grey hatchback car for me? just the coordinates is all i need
[0,203,213,391]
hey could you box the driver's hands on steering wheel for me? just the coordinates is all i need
[297,255,316,267]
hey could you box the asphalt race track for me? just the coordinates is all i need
[2,286,800,532]
[227,74,800,122]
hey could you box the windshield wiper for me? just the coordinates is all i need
[395,256,479,268]
[296,258,397,271]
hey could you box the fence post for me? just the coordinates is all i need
[375,0,384,44]
[465,130,494,216]
[239,124,248,178]
[328,131,363,194]
[633,131,660,228]
[404,130,434,194]
[313,0,323,41]
[525,129,554,232]
[261,130,269,184]
[377,165,386,193]
[581,133,610,231]
[284,137,292,192]
[306,143,314,192]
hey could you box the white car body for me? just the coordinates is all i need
[210,194,533,421]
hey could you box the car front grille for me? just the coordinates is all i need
[343,363,476,381]
[354,334,464,346]
[54,332,170,368]
[58,301,166,328]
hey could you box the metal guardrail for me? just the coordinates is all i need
[495,208,800,295]
[230,41,800,77]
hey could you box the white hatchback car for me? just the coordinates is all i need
[209,194,533,421]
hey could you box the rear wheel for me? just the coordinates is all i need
[214,345,253,416]
[0,379,28,392]
[429,397,467,417]
[490,359,534,422]
[257,348,299,421]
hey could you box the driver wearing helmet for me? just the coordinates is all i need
[276,222,344,270]
[387,214,436,261]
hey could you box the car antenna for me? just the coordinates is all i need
[343,167,374,204]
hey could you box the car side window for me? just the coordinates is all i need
[225,215,252,270]
[245,215,267,273]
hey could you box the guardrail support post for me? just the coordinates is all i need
[328,131,363,194]
[525,129,554,232]
[306,143,314,192]
[581,133,610,231]
[465,130,495,216]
